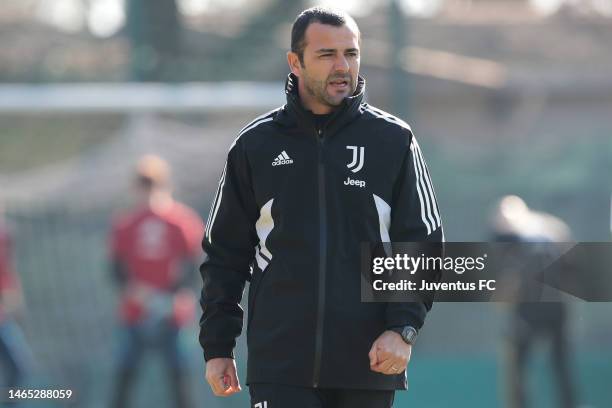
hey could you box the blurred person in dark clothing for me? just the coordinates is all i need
[0,205,33,389]
[109,155,204,408]
[491,195,577,408]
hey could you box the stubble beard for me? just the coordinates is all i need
[302,71,355,108]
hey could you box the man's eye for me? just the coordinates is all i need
[320,54,333,58]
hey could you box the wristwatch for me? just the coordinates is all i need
[390,326,418,345]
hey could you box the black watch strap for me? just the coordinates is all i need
[390,326,418,345]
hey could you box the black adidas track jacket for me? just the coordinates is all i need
[199,74,444,391]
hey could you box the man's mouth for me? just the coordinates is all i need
[328,79,349,91]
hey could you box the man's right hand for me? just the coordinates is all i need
[205,358,242,396]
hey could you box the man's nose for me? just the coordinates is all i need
[333,56,350,72]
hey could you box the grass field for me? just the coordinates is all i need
[399,352,612,408]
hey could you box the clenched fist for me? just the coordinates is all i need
[205,358,242,396]
[368,330,412,375]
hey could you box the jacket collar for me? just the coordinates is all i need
[276,73,366,136]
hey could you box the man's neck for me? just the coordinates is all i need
[141,191,174,212]
[300,97,334,115]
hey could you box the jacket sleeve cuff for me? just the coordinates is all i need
[385,307,425,331]
[203,344,235,361]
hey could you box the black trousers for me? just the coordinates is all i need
[249,383,395,408]
[507,305,576,408]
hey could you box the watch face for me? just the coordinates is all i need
[402,327,417,344]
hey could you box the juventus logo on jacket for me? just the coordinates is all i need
[346,146,365,173]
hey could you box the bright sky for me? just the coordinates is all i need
[88,0,125,37]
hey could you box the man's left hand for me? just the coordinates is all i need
[368,330,412,375]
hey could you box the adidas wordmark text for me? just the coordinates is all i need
[272,151,293,166]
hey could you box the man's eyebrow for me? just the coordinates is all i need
[314,48,360,54]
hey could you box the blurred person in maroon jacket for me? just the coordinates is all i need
[109,155,204,408]
[0,205,32,389]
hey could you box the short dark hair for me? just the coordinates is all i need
[291,6,359,65]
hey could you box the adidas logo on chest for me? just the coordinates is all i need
[272,150,293,166]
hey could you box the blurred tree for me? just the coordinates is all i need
[221,0,309,78]
[389,0,410,118]
[126,0,182,81]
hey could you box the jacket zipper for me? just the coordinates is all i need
[312,128,327,388]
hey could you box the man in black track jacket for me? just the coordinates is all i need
[200,6,444,408]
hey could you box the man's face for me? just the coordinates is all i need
[289,22,360,113]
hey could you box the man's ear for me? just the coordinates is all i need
[287,51,302,77]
